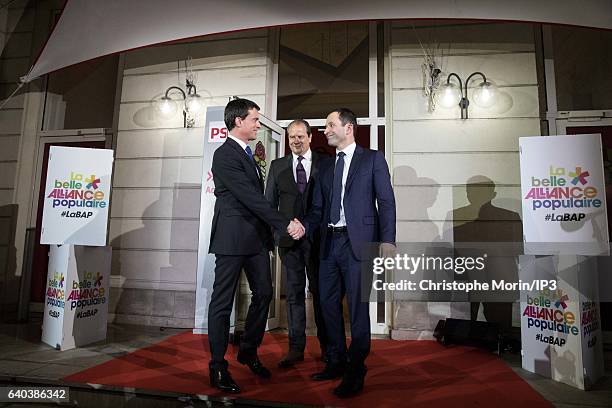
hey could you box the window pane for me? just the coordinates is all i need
[43,55,118,130]
[277,22,369,120]
[552,25,612,111]
[284,125,378,156]
[377,22,385,117]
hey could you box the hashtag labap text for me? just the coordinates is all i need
[535,333,566,347]
[61,211,93,218]
[544,213,585,222]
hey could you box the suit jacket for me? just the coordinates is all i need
[304,145,396,261]
[209,137,289,256]
[265,151,325,250]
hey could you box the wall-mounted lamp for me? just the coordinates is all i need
[439,72,496,119]
[157,79,202,127]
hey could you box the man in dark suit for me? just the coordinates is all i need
[302,108,396,398]
[265,119,328,367]
[207,98,303,394]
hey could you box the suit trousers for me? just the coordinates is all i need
[319,230,372,367]
[281,239,327,352]
[208,250,272,370]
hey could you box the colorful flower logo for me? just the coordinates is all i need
[94,272,103,287]
[85,174,101,189]
[569,167,589,185]
[555,294,569,310]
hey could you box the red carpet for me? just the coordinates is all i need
[64,332,552,407]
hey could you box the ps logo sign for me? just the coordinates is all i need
[209,121,228,143]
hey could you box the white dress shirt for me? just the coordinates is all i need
[331,142,356,227]
[292,148,312,183]
[228,135,248,151]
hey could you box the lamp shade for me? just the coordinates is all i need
[438,82,461,108]
[472,81,497,108]
[185,93,202,113]
[157,96,178,116]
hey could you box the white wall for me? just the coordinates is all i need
[109,31,270,326]
[0,0,31,208]
[388,22,540,337]
[0,91,22,206]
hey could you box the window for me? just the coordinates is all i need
[552,26,612,111]
[277,22,369,119]
[43,55,118,130]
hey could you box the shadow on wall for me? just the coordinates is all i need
[487,88,514,116]
[552,348,578,386]
[445,175,523,334]
[109,184,199,328]
[392,166,443,335]
[0,204,19,321]
[133,98,170,129]
[110,200,162,326]
[393,165,441,242]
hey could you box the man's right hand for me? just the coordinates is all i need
[287,218,305,240]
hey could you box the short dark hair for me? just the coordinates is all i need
[333,108,357,131]
[224,98,260,131]
[287,119,312,136]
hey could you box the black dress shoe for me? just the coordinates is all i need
[311,362,345,381]
[320,346,329,363]
[333,365,367,398]
[209,367,241,394]
[237,352,271,378]
[278,349,304,368]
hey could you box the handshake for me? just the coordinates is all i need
[287,218,305,240]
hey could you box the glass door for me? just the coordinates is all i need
[234,123,283,331]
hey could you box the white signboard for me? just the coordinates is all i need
[41,146,114,246]
[42,245,111,350]
[519,134,609,255]
[519,134,606,390]
[519,255,604,390]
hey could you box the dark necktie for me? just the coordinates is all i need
[245,145,262,184]
[296,156,307,194]
[330,151,346,224]
[245,145,255,162]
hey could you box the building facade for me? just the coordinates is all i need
[1,0,611,340]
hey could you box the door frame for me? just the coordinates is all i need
[268,22,391,335]
[255,123,283,331]
[555,110,612,136]
[276,119,390,335]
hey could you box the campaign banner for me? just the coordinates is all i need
[41,244,71,349]
[194,106,229,333]
[519,134,609,255]
[519,255,604,390]
[41,146,114,246]
[519,134,607,389]
[42,245,111,350]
